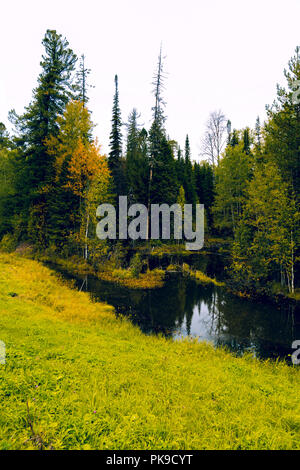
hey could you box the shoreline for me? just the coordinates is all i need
[0,252,299,449]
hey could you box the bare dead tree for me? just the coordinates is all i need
[200,110,227,166]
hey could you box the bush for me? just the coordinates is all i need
[0,233,18,253]
[130,253,143,278]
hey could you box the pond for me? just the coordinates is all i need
[50,254,300,362]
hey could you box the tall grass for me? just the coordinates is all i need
[0,253,299,450]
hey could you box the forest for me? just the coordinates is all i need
[1,18,300,452]
[0,29,299,300]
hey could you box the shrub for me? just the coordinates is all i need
[130,253,143,278]
[0,233,18,253]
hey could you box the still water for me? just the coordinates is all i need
[51,255,300,362]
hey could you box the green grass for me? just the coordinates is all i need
[0,253,299,450]
[37,254,166,289]
[181,263,225,287]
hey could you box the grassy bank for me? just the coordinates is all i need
[36,254,166,289]
[0,253,299,450]
[181,263,225,287]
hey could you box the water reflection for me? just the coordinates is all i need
[49,257,300,362]
[84,274,299,361]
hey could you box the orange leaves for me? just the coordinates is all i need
[43,99,112,251]
[66,138,110,198]
[45,100,111,198]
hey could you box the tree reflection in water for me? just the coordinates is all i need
[49,257,300,362]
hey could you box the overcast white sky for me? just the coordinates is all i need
[0,0,300,160]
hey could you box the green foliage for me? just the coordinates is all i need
[9,30,77,245]
[0,233,18,253]
[213,140,253,234]
[183,135,197,206]
[147,47,178,209]
[181,263,224,286]
[1,30,299,301]
[177,185,185,211]
[149,134,178,206]
[130,253,143,278]
[76,54,93,107]
[0,146,18,237]
[109,75,126,196]
[230,162,299,295]
[126,110,149,205]
[194,161,214,229]
[265,46,300,199]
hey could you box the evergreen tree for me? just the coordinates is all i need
[108,75,126,196]
[148,46,177,214]
[213,141,253,234]
[175,145,186,189]
[45,100,112,255]
[231,162,298,295]
[265,46,300,199]
[194,161,214,229]
[243,128,251,154]
[183,135,197,205]
[10,29,77,243]
[229,129,239,147]
[126,109,149,205]
[0,129,18,237]
[45,100,94,249]
[76,54,93,108]
[149,136,178,206]
[0,123,10,148]
[255,116,262,153]
[177,185,185,211]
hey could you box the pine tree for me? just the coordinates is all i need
[0,123,10,148]
[213,141,253,234]
[265,46,300,199]
[243,128,251,154]
[108,75,126,196]
[231,162,298,295]
[255,116,262,153]
[194,161,214,229]
[148,46,166,174]
[230,129,239,147]
[45,100,112,255]
[183,135,197,205]
[126,109,149,205]
[175,145,186,189]
[10,29,77,244]
[76,54,93,108]
[45,100,94,249]
[148,46,177,221]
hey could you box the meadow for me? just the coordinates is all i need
[0,252,299,450]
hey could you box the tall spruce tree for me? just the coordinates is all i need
[10,29,77,243]
[255,116,262,153]
[243,128,251,154]
[183,135,197,205]
[175,146,186,189]
[148,47,177,207]
[108,75,126,196]
[229,129,239,147]
[213,141,253,234]
[194,161,214,229]
[265,46,300,200]
[76,54,93,108]
[126,109,149,205]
